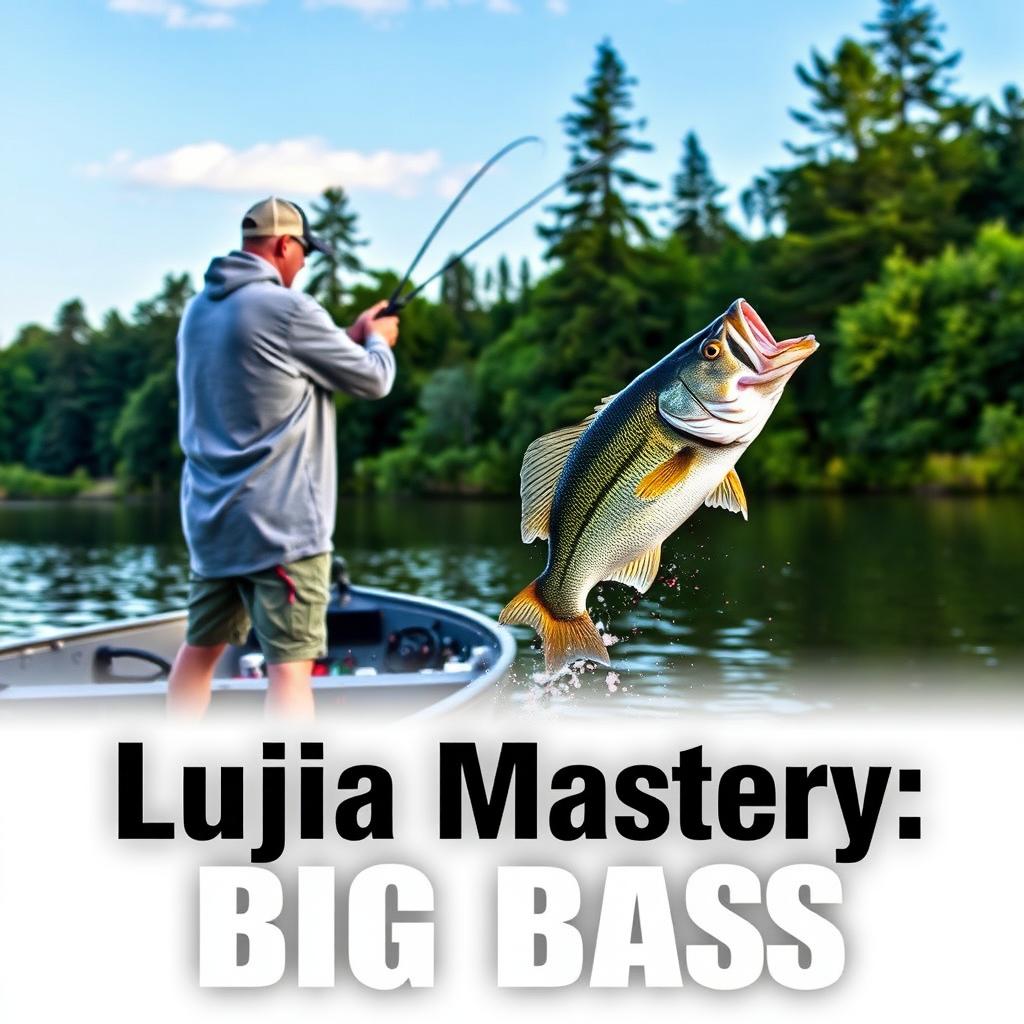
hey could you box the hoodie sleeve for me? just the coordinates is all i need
[285,292,396,399]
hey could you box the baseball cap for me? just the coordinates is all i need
[241,197,336,257]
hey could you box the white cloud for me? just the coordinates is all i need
[83,138,443,198]
[107,0,257,29]
[304,0,410,15]
[546,0,568,14]
[310,0,526,19]
[434,161,484,200]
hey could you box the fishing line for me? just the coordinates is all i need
[377,135,541,318]
[376,147,617,318]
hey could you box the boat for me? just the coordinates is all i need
[0,561,516,719]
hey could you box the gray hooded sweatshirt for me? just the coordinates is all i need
[177,251,396,577]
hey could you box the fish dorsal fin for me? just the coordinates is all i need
[635,448,696,501]
[704,469,748,520]
[519,394,618,543]
[606,542,662,594]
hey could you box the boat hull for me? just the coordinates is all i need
[0,586,516,720]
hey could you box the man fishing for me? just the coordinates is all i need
[168,196,399,718]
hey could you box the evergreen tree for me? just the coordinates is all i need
[496,255,512,305]
[439,256,477,341]
[517,257,532,313]
[305,187,366,312]
[789,39,897,159]
[961,85,1024,229]
[740,174,782,235]
[864,0,961,127]
[669,131,733,253]
[487,255,517,337]
[539,38,657,276]
[515,37,665,432]
[758,6,977,335]
[28,300,94,475]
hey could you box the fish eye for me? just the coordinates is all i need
[703,341,722,360]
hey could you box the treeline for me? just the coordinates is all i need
[2,0,1023,499]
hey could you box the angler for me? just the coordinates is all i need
[501,300,817,675]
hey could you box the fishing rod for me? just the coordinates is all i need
[374,135,541,319]
[376,149,615,318]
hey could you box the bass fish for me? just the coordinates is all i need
[499,298,817,675]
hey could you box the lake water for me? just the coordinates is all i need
[1,496,1021,714]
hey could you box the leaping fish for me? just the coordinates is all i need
[499,299,818,675]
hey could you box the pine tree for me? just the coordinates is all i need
[305,187,366,312]
[518,258,531,295]
[961,86,1024,230]
[864,0,961,127]
[517,257,532,315]
[789,39,897,159]
[758,5,977,333]
[496,255,512,305]
[440,257,477,340]
[669,131,733,254]
[539,38,657,276]
[740,174,782,235]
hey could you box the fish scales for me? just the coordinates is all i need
[500,299,818,675]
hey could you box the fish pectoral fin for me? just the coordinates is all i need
[635,448,696,501]
[704,469,748,520]
[606,542,662,595]
[519,395,618,543]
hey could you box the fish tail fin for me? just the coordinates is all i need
[499,580,610,676]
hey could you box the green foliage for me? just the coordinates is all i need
[0,324,51,465]
[0,464,90,500]
[113,363,181,493]
[834,223,1024,484]
[960,86,1024,231]
[2,9,1024,499]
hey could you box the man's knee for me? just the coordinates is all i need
[171,642,227,680]
[182,641,227,662]
[266,659,313,689]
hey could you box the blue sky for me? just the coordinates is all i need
[2,0,1022,342]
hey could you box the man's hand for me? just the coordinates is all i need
[348,301,399,348]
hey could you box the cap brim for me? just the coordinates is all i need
[307,235,336,258]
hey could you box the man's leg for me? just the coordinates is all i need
[171,572,251,718]
[167,642,227,718]
[246,554,331,719]
[266,660,315,718]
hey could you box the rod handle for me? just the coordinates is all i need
[374,298,405,319]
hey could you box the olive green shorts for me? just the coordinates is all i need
[185,553,331,664]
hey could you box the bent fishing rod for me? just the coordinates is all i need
[375,146,615,318]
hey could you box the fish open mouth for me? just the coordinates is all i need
[725,299,818,386]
